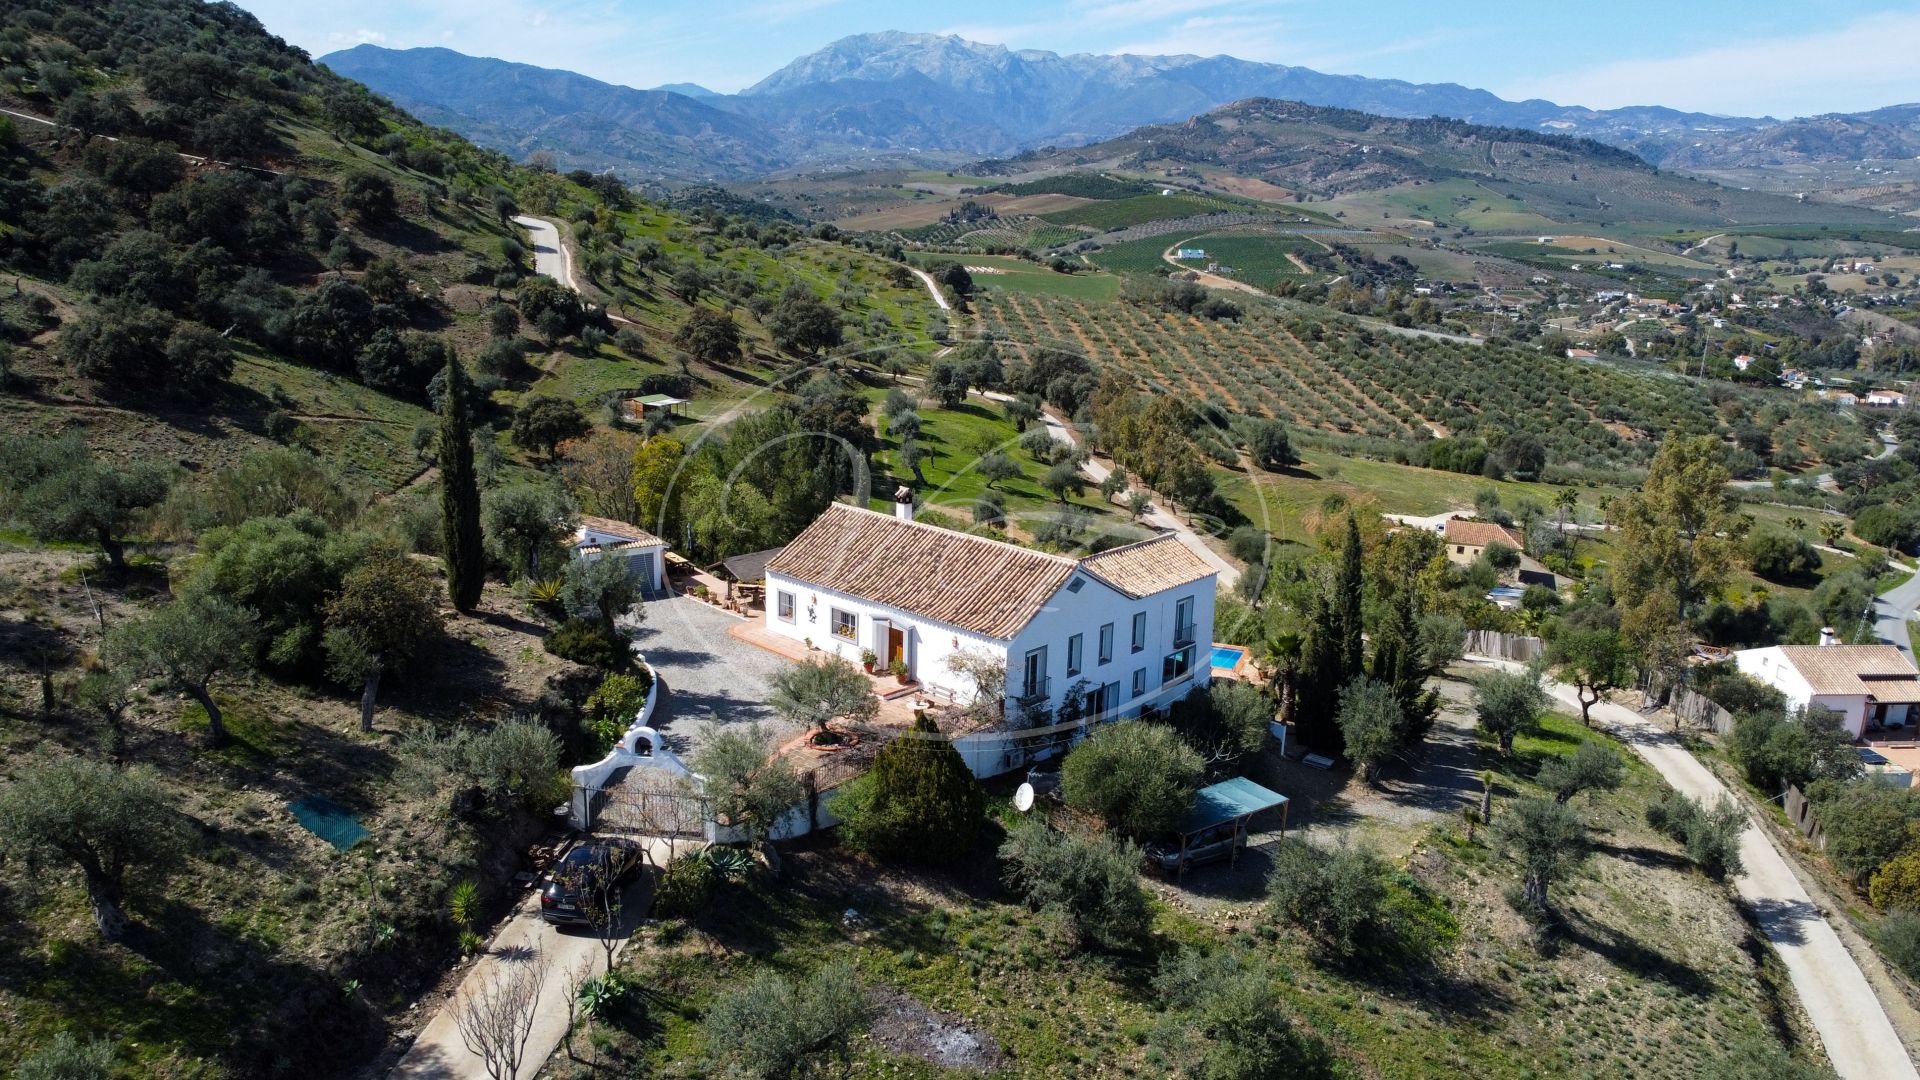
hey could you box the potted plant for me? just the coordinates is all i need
[889,659,911,686]
[804,636,815,651]
[860,649,878,674]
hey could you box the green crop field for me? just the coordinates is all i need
[1085,234,1182,275]
[1186,234,1321,290]
[1040,192,1233,231]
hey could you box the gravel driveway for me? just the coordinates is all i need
[631,595,798,755]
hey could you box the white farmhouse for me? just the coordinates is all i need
[1734,637,1920,739]
[570,515,667,593]
[763,502,1218,773]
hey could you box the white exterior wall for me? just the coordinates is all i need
[1007,571,1217,725]
[573,524,665,592]
[765,563,1220,779]
[761,570,1006,706]
[1734,646,1870,738]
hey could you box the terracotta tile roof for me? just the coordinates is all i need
[575,515,663,547]
[1777,645,1920,699]
[1079,534,1216,598]
[767,503,1081,639]
[1444,518,1525,549]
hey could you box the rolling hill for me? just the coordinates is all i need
[987,99,1900,230]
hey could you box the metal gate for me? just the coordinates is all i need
[579,766,710,838]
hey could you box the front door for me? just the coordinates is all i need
[887,626,906,670]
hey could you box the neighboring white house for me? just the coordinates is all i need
[571,514,667,593]
[1866,389,1909,408]
[763,500,1218,776]
[1734,637,1920,739]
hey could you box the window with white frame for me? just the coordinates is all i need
[1067,633,1083,676]
[830,608,857,640]
[1098,622,1114,665]
[1131,611,1147,652]
[777,591,795,622]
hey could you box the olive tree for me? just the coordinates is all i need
[105,591,259,747]
[1061,721,1203,839]
[559,554,642,632]
[1473,667,1547,755]
[323,548,443,731]
[1,434,169,571]
[768,654,879,736]
[1496,795,1587,912]
[0,757,190,942]
[690,723,806,842]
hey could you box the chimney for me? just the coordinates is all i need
[1819,627,1837,647]
[893,485,914,523]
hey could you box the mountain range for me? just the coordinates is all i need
[319,32,1920,182]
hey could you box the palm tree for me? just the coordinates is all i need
[1556,488,1577,536]
[1785,515,1808,535]
[1820,520,1846,548]
[1259,629,1305,730]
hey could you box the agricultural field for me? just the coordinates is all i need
[1039,191,1248,231]
[1182,233,1324,291]
[979,291,1734,470]
[907,254,1121,300]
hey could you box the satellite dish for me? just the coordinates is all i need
[1014,783,1036,812]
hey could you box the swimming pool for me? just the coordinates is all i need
[1210,645,1246,669]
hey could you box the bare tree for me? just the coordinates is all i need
[559,955,592,1065]
[455,947,548,1080]
[577,842,645,973]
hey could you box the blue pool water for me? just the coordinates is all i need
[1210,645,1245,669]
[288,794,369,851]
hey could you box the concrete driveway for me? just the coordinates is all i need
[632,594,800,755]
[389,843,666,1080]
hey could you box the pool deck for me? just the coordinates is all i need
[1209,642,1254,682]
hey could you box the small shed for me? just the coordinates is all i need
[1166,777,1289,876]
[625,393,688,422]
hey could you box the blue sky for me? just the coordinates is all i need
[238,0,1920,118]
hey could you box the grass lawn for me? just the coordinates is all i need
[863,385,1132,542]
[1217,451,1612,546]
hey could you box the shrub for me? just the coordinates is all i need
[1727,707,1861,792]
[703,962,871,1079]
[1163,681,1272,772]
[1537,740,1625,804]
[13,1032,115,1080]
[1745,531,1820,582]
[543,617,631,670]
[835,711,984,864]
[653,851,717,918]
[1265,840,1390,958]
[1870,850,1920,912]
[998,819,1151,951]
[1875,909,1920,981]
[1149,948,1334,1080]
[1060,721,1203,838]
[1811,780,1920,882]
[1646,792,1747,880]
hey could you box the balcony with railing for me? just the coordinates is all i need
[1015,675,1051,705]
[1172,622,1197,648]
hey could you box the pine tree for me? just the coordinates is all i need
[439,358,485,612]
[840,711,984,863]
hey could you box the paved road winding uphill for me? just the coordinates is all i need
[1470,657,1920,1080]
[512,215,576,291]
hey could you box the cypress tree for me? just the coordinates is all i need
[1336,514,1365,681]
[439,357,485,612]
[839,711,983,863]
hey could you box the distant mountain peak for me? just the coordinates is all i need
[650,82,719,99]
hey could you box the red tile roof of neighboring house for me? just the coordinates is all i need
[1444,518,1525,550]
[1776,646,1920,701]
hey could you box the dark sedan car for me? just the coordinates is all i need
[539,838,644,926]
